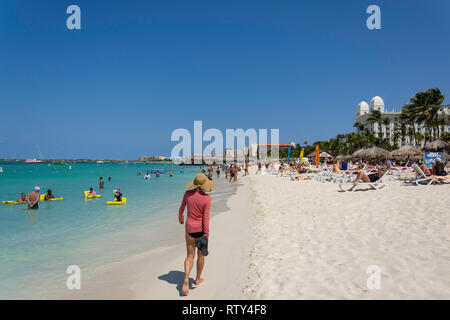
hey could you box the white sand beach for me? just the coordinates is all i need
[63,166,450,300]
[244,171,450,299]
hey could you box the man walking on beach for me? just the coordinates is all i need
[27,186,40,209]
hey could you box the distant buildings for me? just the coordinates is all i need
[353,96,450,147]
[138,156,168,162]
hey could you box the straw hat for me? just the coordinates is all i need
[185,173,216,191]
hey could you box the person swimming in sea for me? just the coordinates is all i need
[169,170,173,177]
[155,171,161,177]
[16,193,27,203]
[144,171,151,180]
[99,177,104,189]
[108,177,111,182]
[27,186,40,209]
[87,187,97,197]
[113,189,123,202]
[44,189,56,200]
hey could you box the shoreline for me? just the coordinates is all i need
[61,175,252,299]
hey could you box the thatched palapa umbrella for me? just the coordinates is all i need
[423,140,449,152]
[336,154,350,161]
[391,145,423,160]
[351,149,365,159]
[357,146,391,160]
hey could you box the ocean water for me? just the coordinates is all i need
[0,162,232,299]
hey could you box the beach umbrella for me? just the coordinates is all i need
[351,149,365,159]
[391,145,423,160]
[336,154,349,160]
[423,140,449,152]
[358,146,391,160]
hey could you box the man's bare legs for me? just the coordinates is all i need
[352,170,371,184]
[182,234,205,295]
[420,164,431,175]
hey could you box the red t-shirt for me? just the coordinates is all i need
[178,190,211,238]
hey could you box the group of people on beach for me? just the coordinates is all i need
[199,161,249,183]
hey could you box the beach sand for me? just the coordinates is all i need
[64,167,450,300]
[131,177,252,299]
[63,176,252,299]
[244,171,450,299]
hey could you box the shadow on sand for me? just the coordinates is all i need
[158,271,195,296]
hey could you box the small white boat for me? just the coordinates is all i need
[25,145,45,163]
[96,161,104,164]
[25,158,45,163]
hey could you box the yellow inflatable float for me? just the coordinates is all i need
[84,191,101,199]
[40,194,63,201]
[2,201,26,205]
[106,197,127,205]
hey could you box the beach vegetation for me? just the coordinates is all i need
[284,89,448,159]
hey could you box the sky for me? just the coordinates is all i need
[1,0,449,159]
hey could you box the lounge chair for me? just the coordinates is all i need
[339,177,387,192]
[406,164,450,185]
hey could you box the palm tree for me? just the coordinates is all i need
[425,88,445,139]
[400,104,418,146]
[367,110,390,146]
[353,121,364,132]
[382,117,391,146]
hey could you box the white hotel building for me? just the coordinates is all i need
[353,96,450,147]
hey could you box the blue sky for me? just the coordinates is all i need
[1,0,449,159]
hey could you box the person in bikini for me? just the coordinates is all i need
[44,189,56,200]
[178,173,215,296]
[16,193,27,203]
[87,187,97,197]
[216,166,220,179]
[332,159,341,173]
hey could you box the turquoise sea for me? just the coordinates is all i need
[0,162,231,299]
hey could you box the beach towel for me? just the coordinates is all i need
[341,162,348,170]
[195,236,209,256]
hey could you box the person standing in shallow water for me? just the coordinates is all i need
[27,186,40,209]
[99,177,104,189]
[178,173,215,296]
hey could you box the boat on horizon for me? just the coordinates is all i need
[25,158,45,163]
[25,145,45,163]
[96,161,105,164]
